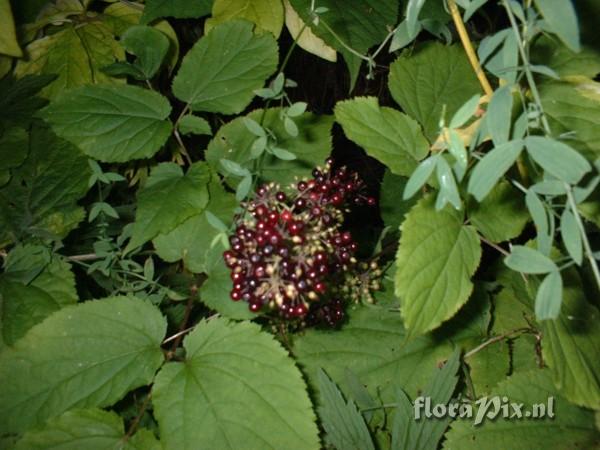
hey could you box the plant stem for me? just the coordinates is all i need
[566,185,600,289]
[502,0,551,134]
[67,253,101,262]
[122,393,152,442]
[318,18,370,62]
[464,328,531,359]
[448,0,493,96]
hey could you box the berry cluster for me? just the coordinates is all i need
[222,158,375,326]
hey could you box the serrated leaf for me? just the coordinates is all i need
[206,0,284,37]
[0,125,90,244]
[560,208,582,265]
[178,115,212,136]
[534,0,580,52]
[42,85,172,163]
[152,318,319,450]
[468,181,529,243]
[288,0,398,89]
[173,20,278,114]
[335,97,429,177]
[199,247,255,319]
[524,136,591,185]
[540,79,600,162]
[13,408,161,450]
[207,108,333,185]
[141,0,213,23]
[531,35,600,78]
[0,296,166,434]
[121,25,170,79]
[0,253,78,345]
[284,0,336,62]
[389,42,481,141]
[395,195,482,336]
[486,85,513,146]
[391,351,460,450]
[467,140,523,201]
[443,370,598,449]
[535,270,562,320]
[0,0,22,57]
[504,245,557,274]
[540,267,600,409]
[0,74,54,125]
[14,22,124,99]
[318,369,375,450]
[380,171,418,229]
[127,162,210,251]
[294,289,491,407]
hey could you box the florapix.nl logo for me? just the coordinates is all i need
[414,395,555,426]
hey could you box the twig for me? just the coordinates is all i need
[66,253,101,262]
[173,129,193,166]
[464,328,531,359]
[448,0,493,96]
[122,393,152,442]
[478,235,510,256]
[162,325,195,345]
[169,286,198,354]
[566,185,600,289]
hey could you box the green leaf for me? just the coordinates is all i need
[535,270,562,320]
[504,245,557,274]
[0,74,55,125]
[525,190,552,255]
[435,156,461,210]
[534,0,580,52]
[403,156,436,200]
[449,94,480,129]
[127,162,210,251]
[198,246,255,319]
[381,171,418,229]
[317,369,375,450]
[541,269,600,409]
[178,115,212,136]
[172,20,278,114]
[0,125,90,244]
[1,253,78,345]
[0,0,22,57]
[391,351,460,450]
[0,296,166,434]
[467,181,529,243]
[395,195,482,336]
[294,290,490,406]
[271,147,297,160]
[141,0,213,23]
[486,85,513,146]
[524,136,591,185]
[14,23,124,99]
[467,140,523,201]
[220,158,250,177]
[152,318,319,450]
[540,80,600,162]
[206,108,333,186]
[531,35,600,78]
[154,178,236,274]
[13,408,161,450]
[242,117,266,137]
[443,370,598,449]
[335,97,429,177]
[206,0,284,37]
[288,0,398,90]
[236,175,253,201]
[121,25,170,79]
[560,207,582,265]
[42,85,172,163]
[389,42,481,141]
